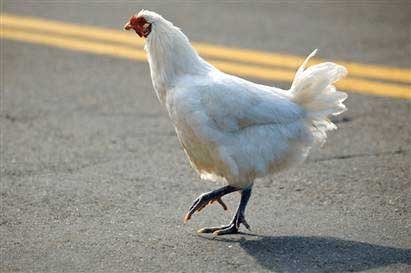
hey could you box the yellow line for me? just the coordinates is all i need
[0,28,147,61]
[2,27,410,99]
[197,43,411,84]
[337,78,411,99]
[1,13,144,47]
[338,61,410,85]
[2,13,410,84]
[210,61,411,99]
[209,60,296,82]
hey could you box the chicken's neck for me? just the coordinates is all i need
[144,25,213,104]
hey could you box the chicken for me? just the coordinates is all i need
[124,10,347,235]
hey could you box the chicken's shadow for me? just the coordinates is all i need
[202,235,411,272]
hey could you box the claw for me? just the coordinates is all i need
[183,213,190,223]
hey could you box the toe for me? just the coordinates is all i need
[239,215,251,230]
[216,197,228,210]
[212,224,239,236]
[197,226,224,234]
[183,213,191,223]
[184,195,206,223]
[184,193,229,223]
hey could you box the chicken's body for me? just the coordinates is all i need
[125,10,347,235]
[168,73,309,189]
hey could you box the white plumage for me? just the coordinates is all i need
[124,10,347,233]
[131,10,347,188]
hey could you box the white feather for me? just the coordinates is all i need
[139,10,348,188]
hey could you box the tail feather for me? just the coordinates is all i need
[291,50,348,145]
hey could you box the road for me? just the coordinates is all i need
[1,1,410,273]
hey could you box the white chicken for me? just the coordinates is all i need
[124,10,347,235]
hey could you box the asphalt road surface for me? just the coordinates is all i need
[1,1,410,273]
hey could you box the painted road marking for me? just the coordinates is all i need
[1,13,410,99]
[1,28,148,62]
[2,27,409,99]
[3,13,410,84]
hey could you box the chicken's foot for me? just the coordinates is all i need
[184,185,239,223]
[197,187,252,235]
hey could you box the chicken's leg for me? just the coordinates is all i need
[197,187,252,235]
[184,185,239,223]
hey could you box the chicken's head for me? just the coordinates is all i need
[124,14,152,38]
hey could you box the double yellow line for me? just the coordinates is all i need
[1,13,410,99]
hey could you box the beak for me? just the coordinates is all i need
[123,22,132,31]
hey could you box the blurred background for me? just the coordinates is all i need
[1,1,410,272]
